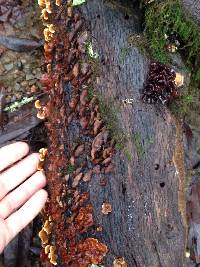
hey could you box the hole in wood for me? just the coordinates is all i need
[160,182,165,188]
[122,182,126,195]
[97,14,100,19]
[101,58,106,65]
[124,14,129,20]
[154,164,159,170]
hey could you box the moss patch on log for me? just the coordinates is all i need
[142,0,200,85]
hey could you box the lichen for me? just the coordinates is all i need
[4,96,36,112]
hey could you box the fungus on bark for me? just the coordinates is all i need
[36,1,115,265]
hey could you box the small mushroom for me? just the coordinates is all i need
[93,119,102,135]
[37,110,46,120]
[37,161,44,171]
[43,28,53,42]
[72,63,79,77]
[55,0,61,6]
[35,100,42,109]
[67,6,73,17]
[102,157,112,165]
[38,0,45,6]
[44,244,51,255]
[80,89,88,106]
[39,229,48,244]
[48,246,57,266]
[45,2,52,13]
[74,144,84,157]
[74,167,82,175]
[91,131,104,159]
[83,170,92,182]
[41,8,49,20]
[72,173,83,188]
[113,257,128,267]
[47,64,51,73]
[43,220,53,235]
[69,156,75,166]
[102,202,112,215]
[39,148,48,157]
[48,24,56,34]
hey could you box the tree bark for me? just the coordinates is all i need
[76,1,186,266]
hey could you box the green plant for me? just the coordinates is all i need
[169,93,194,116]
[142,0,200,85]
[124,148,133,161]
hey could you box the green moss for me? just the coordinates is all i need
[128,34,148,55]
[98,95,127,145]
[132,132,145,158]
[67,164,76,174]
[169,93,194,117]
[87,87,95,101]
[142,0,200,85]
[124,148,133,161]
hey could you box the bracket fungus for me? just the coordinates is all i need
[37,1,114,266]
[113,257,128,267]
[102,202,112,215]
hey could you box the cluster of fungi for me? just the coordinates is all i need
[35,0,119,266]
[142,62,181,105]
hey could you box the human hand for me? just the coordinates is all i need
[0,142,47,253]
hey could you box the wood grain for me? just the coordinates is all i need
[77,1,186,266]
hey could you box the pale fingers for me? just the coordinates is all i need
[0,153,39,200]
[0,142,29,172]
[5,189,47,247]
[0,171,46,219]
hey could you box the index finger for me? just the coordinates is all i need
[4,189,47,247]
[0,142,29,172]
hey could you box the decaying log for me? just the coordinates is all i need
[73,1,186,266]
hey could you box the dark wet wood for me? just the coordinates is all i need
[77,1,186,266]
[0,96,45,148]
[3,225,32,267]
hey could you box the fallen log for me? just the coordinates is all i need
[76,1,186,266]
